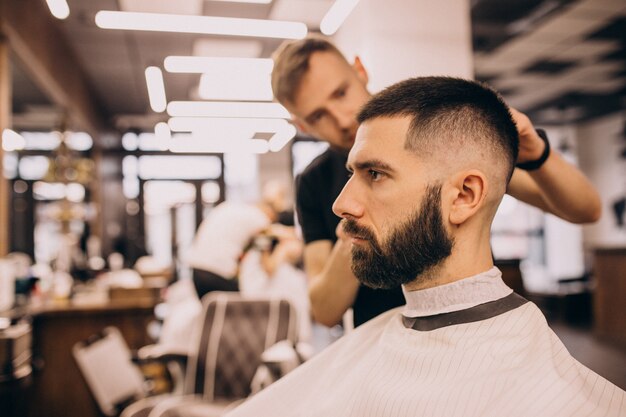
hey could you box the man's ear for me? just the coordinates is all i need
[353,56,369,85]
[448,170,488,225]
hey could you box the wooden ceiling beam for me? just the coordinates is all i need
[0,0,108,135]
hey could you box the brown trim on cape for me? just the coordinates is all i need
[402,292,528,331]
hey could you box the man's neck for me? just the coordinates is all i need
[404,237,494,292]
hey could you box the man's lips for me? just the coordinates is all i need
[341,219,374,244]
[345,232,368,244]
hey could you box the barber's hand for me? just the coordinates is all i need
[510,107,546,163]
[268,224,294,240]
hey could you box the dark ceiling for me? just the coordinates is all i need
[472,0,626,124]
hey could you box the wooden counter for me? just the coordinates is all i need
[593,247,626,348]
[11,298,157,417]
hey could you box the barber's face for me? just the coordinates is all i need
[332,116,454,288]
[287,51,370,152]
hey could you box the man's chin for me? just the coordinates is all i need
[353,271,399,290]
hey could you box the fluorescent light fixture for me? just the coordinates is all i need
[122,132,139,151]
[320,0,361,35]
[169,117,289,133]
[169,134,269,154]
[268,123,297,152]
[138,155,223,179]
[164,56,273,74]
[210,0,272,4]
[120,0,201,15]
[66,132,93,151]
[19,156,49,180]
[2,129,26,151]
[155,122,171,139]
[170,117,288,141]
[46,0,70,20]
[95,11,307,40]
[138,131,170,151]
[33,182,65,200]
[154,122,172,150]
[167,101,290,118]
[168,118,295,152]
[19,131,61,150]
[66,183,86,203]
[198,73,272,101]
[165,57,274,101]
[145,67,167,113]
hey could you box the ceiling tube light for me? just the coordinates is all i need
[210,0,272,4]
[169,135,269,154]
[268,124,297,152]
[145,67,167,113]
[154,122,171,150]
[95,11,307,40]
[167,101,290,119]
[164,56,274,74]
[198,73,273,101]
[2,129,26,151]
[169,117,288,133]
[46,0,70,20]
[320,0,361,35]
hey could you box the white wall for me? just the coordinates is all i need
[577,113,626,248]
[258,148,294,207]
[333,0,474,92]
[542,126,585,281]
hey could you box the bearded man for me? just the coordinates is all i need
[225,77,624,417]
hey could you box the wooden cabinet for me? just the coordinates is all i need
[593,248,626,348]
[24,299,156,417]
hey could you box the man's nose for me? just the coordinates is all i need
[332,178,363,220]
[329,105,356,131]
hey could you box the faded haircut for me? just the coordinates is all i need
[357,76,519,181]
[271,36,347,106]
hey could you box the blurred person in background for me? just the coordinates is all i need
[185,181,289,299]
[239,225,311,343]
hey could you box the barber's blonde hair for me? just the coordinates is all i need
[271,36,347,106]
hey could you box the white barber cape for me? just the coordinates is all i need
[226,267,625,417]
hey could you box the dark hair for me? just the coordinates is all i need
[271,36,347,105]
[357,76,519,180]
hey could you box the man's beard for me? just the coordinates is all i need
[342,185,454,289]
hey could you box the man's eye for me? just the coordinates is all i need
[310,114,321,123]
[368,170,382,181]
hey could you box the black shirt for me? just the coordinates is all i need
[295,148,405,327]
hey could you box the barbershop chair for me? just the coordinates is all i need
[122,292,299,417]
[73,327,147,416]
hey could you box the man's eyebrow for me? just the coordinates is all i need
[346,159,395,172]
[330,81,349,97]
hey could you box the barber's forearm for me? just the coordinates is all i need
[509,108,601,224]
[526,152,601,223]
[308,240,360,327]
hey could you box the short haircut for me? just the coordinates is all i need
[357,76,519,180]
[271,36,347,106]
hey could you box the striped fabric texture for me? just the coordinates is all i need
[226,300,625,416]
